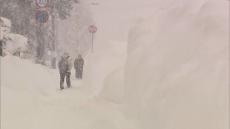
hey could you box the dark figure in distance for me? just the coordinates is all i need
[74,54,84,79]
[58,53,72,90]
[0,40,3,56]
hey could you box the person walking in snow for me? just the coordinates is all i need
[58,53,72,90]
[74,54,84,79]
[0,40,3,56]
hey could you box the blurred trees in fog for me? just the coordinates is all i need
[0,0,78,63]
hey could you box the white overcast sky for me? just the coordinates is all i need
[85,0,160,43]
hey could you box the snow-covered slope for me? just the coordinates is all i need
[124,0,229,129]
[84,40,127,98]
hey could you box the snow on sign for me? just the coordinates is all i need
[88,25,97,33]
[36,0,49,8]
[35,10,49,24]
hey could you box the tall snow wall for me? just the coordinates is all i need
[124,0,229,129]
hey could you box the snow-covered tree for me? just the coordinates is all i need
[0,0,88,64]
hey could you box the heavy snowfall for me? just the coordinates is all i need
[0,0,229,129]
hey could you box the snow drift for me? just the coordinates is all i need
[84,40,127,98]
[124,0,229,129]
[0,17,28,55]
[5,33,28,53]
[0,17,11,40]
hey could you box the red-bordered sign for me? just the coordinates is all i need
[36,0,49,8]
[88,25,97,33]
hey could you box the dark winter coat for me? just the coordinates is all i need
[74,57,84,71]
[0,40,2,56]
[58,57,72,74]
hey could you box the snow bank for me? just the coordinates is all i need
[100,67,125,103]
[0,17,11,40]
[0,17,28,55]
[5,33,28,53]
[0,17,11,28]
[124,0,229,129]
[84,40,127,98]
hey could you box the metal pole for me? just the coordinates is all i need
[0,25,1,39]
[92,33,94,52]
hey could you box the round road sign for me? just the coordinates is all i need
[35,10,49,24]
[36,0,49,8]
[88,25,97,33]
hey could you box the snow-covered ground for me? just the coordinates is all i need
[1,56,137,129]
[1,0,229,129]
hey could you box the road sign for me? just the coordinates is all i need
[88,25,97,52]
[36,0,49,8]
[88,25,97,33]
[35,10,49,24]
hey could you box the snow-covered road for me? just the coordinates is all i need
[1,56,136,129]
[1,0,229,129]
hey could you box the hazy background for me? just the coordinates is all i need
[1,0,229,129]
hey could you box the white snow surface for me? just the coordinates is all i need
[0,17,11,29]
[5,33,28,53]
[84,40,127,97]
[1,0,229,129]
[0,17,28,54]
[124,0,229,129]
[0,17,11,40]
[1,56,137,129]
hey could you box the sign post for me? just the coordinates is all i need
[35,10,49,24]
[36,0,49,8]
[91,32,94,52]
[88,25,97,52]
[35,0,49,25]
